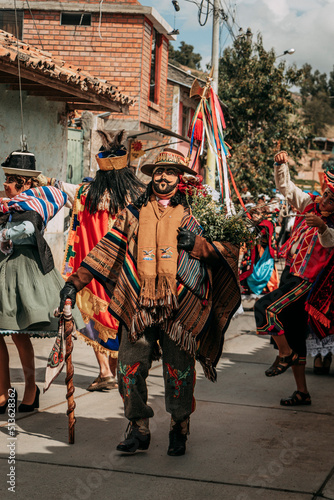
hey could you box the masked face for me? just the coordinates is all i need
[319,188,334,213]
[152,167,180,195]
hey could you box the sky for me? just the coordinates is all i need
[141,0,334,75]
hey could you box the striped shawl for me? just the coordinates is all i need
[81,204,241,381]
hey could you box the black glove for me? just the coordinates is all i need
[177,228,196,252]
[59,282,77,311]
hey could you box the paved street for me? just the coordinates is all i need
[1,309,334,500]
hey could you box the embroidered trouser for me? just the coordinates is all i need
[254,267,312,364]
[117,326,196,422]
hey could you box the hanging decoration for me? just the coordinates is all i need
[187,71,250,218]
[130,140,145,161]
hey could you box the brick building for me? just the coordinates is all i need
[0,1,175,137]
[0,28,132,266]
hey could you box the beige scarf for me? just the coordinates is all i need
[137,197,184,310]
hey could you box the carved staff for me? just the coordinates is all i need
[64,299,76,444]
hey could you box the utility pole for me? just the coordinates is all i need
[205,0,220,188]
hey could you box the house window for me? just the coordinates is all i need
[0,10,23,39]
[149,28,162,104]
[61,13,91,26]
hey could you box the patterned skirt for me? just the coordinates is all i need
[254,267,312,362]
[0,245,84,337]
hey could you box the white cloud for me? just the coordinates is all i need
[237,0,334,72]
[142,0,334,73]
[262,0,290,19]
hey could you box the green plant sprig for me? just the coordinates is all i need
[187,189,255,247]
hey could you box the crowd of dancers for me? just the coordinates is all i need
[1,137,333,455]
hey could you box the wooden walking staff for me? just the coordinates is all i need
[63,299,76,444]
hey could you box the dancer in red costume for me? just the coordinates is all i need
[255,151,334,406]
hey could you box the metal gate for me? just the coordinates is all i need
[67,128,84,184]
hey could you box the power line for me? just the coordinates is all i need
[14,0,26,150]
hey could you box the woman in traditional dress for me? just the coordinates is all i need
[254,151,334,406]
[0,150,83,413]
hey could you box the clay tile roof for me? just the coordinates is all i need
[0,29,135,109]
[168,62,206,89]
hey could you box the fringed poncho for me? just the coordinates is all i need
[73,203,241,381]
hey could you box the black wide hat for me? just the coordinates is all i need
[1,150,41,177]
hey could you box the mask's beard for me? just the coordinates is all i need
[152,178,179,198]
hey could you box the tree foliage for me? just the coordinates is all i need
[218,33,306,197]
[299,64,334,135]
[169,41,202,70]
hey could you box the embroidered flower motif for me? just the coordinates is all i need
[166,363,191,398]
[118,361,140,397]
[47,336,63,368]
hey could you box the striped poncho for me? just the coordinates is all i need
[81,203,241,381]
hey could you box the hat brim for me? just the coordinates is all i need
[2,167,41,177]
[141,162,196,177]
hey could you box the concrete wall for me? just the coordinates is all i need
[0,85,68,270]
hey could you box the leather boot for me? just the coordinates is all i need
[116,418,150,453]
[167,417,189,456]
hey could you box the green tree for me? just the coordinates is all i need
[218,33,306,196]
[302,92,334,136]
[328,66,334,107]
[299,64,334,134]
[299,64,329,102]
[169,41,202,70]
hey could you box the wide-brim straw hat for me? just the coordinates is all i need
[1,151,41,177]
[141,147,196,176]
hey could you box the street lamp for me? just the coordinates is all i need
[276,48,295,59]
[172,0,180,11]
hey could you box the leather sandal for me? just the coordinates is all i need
[86,376,117,392]
[280,390,311,406]
[265,355,280,377]
[265,351,299,377]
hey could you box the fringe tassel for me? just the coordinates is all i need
[139,277,156,306]
[305,303,331,328]
[167,320,198,357]
[139,275,179,310]
[156,274,178,303]
[199,360,217,382]
[76,332,118,358]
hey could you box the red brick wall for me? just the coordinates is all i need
[23,9,167,127]
[28,0,140,4]
[165,81,174,131]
